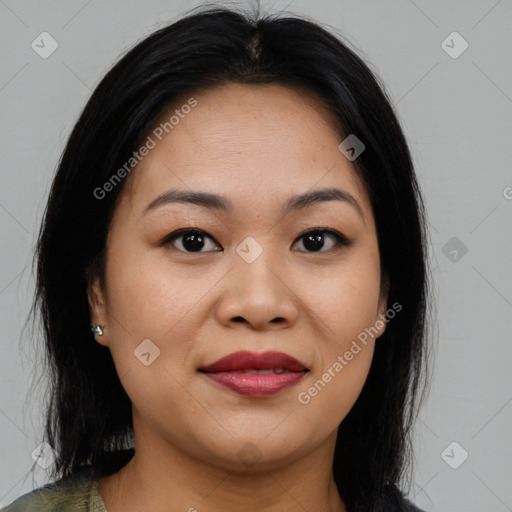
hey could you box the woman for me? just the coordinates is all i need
[2,5,431,512]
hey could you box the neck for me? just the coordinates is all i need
[98,426,346,512]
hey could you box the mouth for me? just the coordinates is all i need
[199,351,310,398]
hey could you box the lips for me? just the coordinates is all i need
[200,350,308,372]
[199,350,309,397]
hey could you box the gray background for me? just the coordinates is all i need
[1,0,511,510]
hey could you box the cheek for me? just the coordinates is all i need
[101,250,200,414]
[297,250,381,414]
[306,253,382,342]
[101,245,207,377]
[298,343,374,431]
[104,243,201,331]
[297,275,378,427]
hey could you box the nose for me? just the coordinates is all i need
[215,251,300,331]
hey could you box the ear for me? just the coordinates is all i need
[375,274,390,339]
[87,274,109,347]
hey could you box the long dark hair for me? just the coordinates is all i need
[29,5,432,511]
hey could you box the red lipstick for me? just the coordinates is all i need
[199,350,309,397]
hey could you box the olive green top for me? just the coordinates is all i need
[1,467,107,512]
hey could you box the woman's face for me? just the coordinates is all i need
[88,82,388,471]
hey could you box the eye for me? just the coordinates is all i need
[162,227,352,254]
[163,228,222,253]
[292,228,352,253]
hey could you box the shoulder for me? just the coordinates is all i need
[1,449,133,512]
[380,483,427,512]
[403,497,426,512]
[0,466,96,512]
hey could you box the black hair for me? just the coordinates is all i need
[30,5,432,511]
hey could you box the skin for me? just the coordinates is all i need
[88,82,388,512]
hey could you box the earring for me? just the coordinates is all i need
[90,324,104,336]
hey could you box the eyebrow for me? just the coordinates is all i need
[142,187,364,221]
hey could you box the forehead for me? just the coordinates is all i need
[118,83,372,219]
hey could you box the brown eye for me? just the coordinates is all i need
[293,229,352,253]
[164,229,222,253]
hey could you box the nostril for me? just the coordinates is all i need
[233,316,245,323]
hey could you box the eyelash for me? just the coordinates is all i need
[161,227,353,254]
